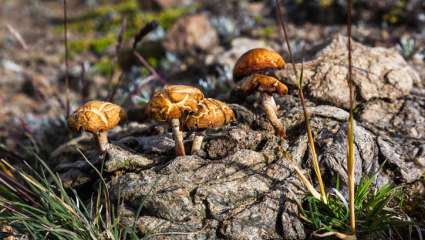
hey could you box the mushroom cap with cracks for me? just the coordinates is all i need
[238,74,288,96]
[233,48,285,81]
[67,100,126,133]
[146,85,204,122]
[184,98,235,130]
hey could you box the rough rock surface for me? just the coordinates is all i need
[163,14,219,54]
[277,35,420,109]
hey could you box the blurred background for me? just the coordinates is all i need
[0,0,424,152]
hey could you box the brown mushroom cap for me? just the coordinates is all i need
[68,100,126,133]
[184,98,235,130]
[233,48,285,81]
[146,85,205,122]
[238,74,288,96]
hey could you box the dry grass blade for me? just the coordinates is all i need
[293,166,321,200]
[133,51,166,84]
[6,24,28,50]
[275,0,327,203]
[346,0,356,234]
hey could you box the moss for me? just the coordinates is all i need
[259,26,276,38]
[94,57,115,76]
[90,35,116,55]
[69,39,89,54]
[58,0,194,59]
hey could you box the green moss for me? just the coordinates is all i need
[94,57,115,76]
[90,35,116,54]
[259,26,276,38]
[69,39,89,54]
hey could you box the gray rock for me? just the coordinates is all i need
[105,145,154,172]
[277,35,420,109]
[138,216,218,240]
[377,137,424,183]
[319,123,379,184]
[163,14,219,54]
[110,141,306,239]
[219,191,282,240]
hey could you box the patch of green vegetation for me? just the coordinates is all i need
[58,0,195,57]
[69,34,116,56]
[90,35,116,55]
[94,57,115,76]
[300,174,412,238]
[259,26,276,38]
[69,39,89,54]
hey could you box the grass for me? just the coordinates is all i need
[300,173,413,239]
[0,155,148,240]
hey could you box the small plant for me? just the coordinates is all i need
[0,156,143,240]
[300,174,411,239]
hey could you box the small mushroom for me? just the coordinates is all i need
[233,48,288,137]
[184,98,235,154]
[67,100,126,152]
[233,48,285,81]
[146,85,204,156]
[238,74,288,137]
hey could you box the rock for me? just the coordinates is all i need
[377,137,424,183]
[360,100,402,128]
[219,191,281,240]
[391,98,425,139]
[277,35,420,109]
[138,216,218,240]
[117,134,175,154]
[105,145,154,172]
[163,14,219,55]
[110,141,306,239]
[204,127,265,159]
[318,123,379,185]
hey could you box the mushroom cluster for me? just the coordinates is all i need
[233,48,288,137]
[146,85,234,156]
[67,48,286,157]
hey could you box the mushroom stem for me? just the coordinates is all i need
[95,131,109,152]
[171,118,186,156]
[191,133,205,154]
[261,94,285,137]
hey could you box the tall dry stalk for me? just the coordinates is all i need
[63,0,70,118]
[275,0,327,204]
[346,0,356,234]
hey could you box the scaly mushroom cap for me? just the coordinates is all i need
[233,48,285,81]
[146,85,204,122]
[184,98,235,130]
[68,100,126,133]
[238,74,288,96]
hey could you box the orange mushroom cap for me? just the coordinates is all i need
[67,100,126,133]
[146,85,204,122]
[238,74,288,96]
[233,48,285,81]
[184,98,235,130]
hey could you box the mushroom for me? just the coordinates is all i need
[233,48,288,137]
[67,100,126,152]
[184,98,235,154]
[146,85,204,156]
